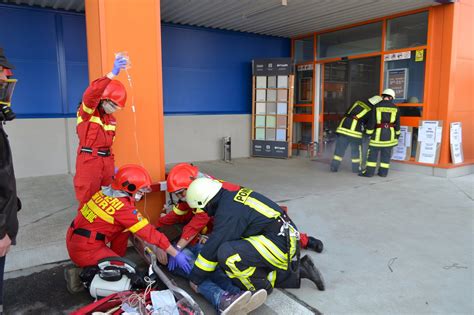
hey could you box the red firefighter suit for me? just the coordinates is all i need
[66,189,171,267]
[73,77,122,206]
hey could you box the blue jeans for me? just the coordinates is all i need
[171,244,241,311]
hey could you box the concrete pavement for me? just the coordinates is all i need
[5,157,473,314]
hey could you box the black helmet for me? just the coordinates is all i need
[0,48,15,69]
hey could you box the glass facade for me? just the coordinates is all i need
[317,22,382,59]
[294,36,314,63]
[386,12,428,50]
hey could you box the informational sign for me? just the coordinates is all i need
[416,120,443,164]
[253,58,293,76]
[415,50,424,62]
[252,140,288,158]
[386,68,409,100]
[391,126,412,160]
[384,51,411,61]
[450,122,464,164]
[297,64,313,71]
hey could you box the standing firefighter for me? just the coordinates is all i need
[360,88,400,177]
[186,178,325,294]
[330,95,383,173]
[0,48,20,315]
[73,55,128,207]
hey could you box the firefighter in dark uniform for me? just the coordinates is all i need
[185,178,325,294]
[330,95,383,173]
[360,88,400,177]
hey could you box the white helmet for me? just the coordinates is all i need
[186,178,223,209]
[382,88,396,99]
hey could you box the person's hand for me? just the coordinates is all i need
[111,56,128,76]
[156,247,168,265]
[169,251,192,274]
[0,234,12,257]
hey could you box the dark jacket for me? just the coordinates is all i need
[366,100,401,147]
[0,124,19,244]
[189,187,298,285]
[336,99,373,139]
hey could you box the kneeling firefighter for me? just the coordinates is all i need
[65,164,191,293]
[185,178,325,294]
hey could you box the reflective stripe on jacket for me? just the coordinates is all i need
[336,100,373,139]
[365,100,401,147]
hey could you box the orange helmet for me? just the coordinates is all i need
[112,164,152,194]
[101,80,127,108]
[167,163,199,193]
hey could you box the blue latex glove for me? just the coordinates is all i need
[168,251,192,274]
[111,56,128,76]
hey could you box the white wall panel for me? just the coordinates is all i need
[164,114,251,164]
[6,119,70,178]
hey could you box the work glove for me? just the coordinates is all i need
[168,251,192,274]
[111,56,128,76]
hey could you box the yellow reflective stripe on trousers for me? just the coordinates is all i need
[86,200,114,224]
[376,109,382,142]
[352,159,361,163]
[244,197,281,219]
[336,127,363,138]
[76,115,116,131]
[128,218,149,233]
[195,254,218,272]
[82,102,95,114]
[380,163,390,169]
[267,270,276,288]
[333,155,342,161]
[225,254,256,291]
[366,161,377,167]
[172,205,188,215]
[245,235,287,270]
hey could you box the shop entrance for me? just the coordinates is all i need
[322,56,380,150]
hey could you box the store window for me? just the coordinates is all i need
[317,22,382,59]
[295,64,313,104]
[294,36,314,63]
[384,49,426,104]
[386,12,428,50]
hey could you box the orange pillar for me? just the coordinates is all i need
[426,2,474,167]
[85,0,165,223]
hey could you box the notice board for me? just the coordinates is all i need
[416,120,443,164]
[386,68,408,100]
[450,122,464,164]
[391,126,413,161]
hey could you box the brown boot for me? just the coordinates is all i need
[64,266,85,294]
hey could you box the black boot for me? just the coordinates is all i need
[300,255,325,291]
[307,237,324,253]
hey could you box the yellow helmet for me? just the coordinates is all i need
[382,88,396,99]
[186,178,223,209]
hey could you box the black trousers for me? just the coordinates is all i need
[217,239,300,293]
[364,145,393,176]
[331,134,362,173]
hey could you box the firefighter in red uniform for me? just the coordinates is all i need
[157,163,323,256]
[65,164,191,293]
[73,55,128,207]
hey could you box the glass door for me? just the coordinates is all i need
[322,56,380,151]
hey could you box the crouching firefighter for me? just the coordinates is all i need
[359,88,400,178]
[65,164,191,294]
[330,95,382,173]
[185,178,325,294]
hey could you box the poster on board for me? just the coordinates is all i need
[416,120,443,164]
[391,126,412,161]
[450,122,464,164]
[386,68,409,100]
